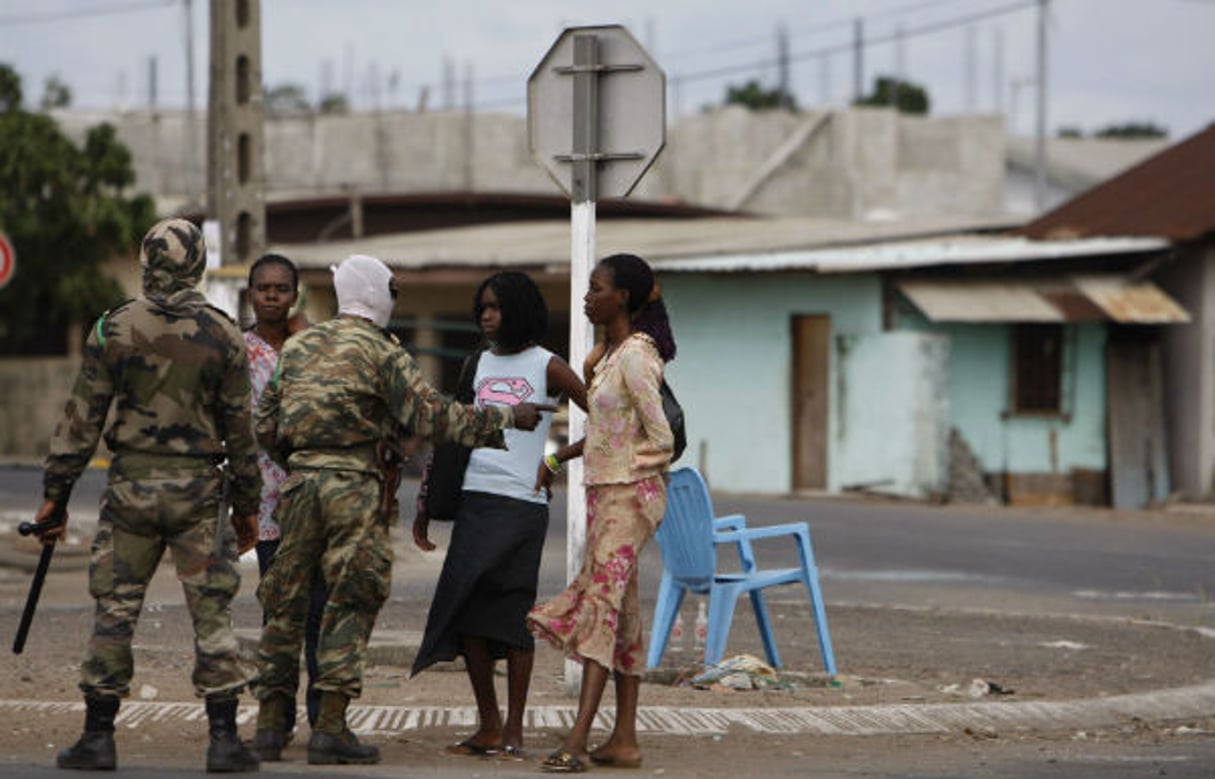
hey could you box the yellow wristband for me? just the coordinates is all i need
[544,453,562,474]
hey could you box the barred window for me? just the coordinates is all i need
[1012,324,1063,414]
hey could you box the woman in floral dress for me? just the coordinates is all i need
[530,253,676,772]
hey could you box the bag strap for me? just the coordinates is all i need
[455,349,482,404]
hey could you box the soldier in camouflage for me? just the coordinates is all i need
[33,218,263,774]
[250,254,552,765]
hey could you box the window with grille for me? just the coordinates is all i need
[1011,323,1063,414]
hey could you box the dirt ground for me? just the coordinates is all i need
[5,586,1215,776]
[4,517,1215,776]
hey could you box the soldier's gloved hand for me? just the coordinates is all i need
[33,499,68,546]
[231,512,258,555]
[511,402,558,431]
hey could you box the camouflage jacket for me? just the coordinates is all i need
[256,316,510,474]
[43,293,262,515]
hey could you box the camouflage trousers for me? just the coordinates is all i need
[82,473,247,700]
[254,468,392,701]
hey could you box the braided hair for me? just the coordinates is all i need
[473,271,549,351]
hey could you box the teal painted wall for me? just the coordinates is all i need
[659,272,882,493]
[903,315,1108,475]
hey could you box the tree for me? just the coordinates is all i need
[317,92,350,115]
[265,82,310,116]
[855,75,930,115]
[40,75,72,110]
[723,80,797,112]
[0,64,155,355]
[1094,121,1168,139]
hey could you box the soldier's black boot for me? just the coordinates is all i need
[57,696,119,770]
[204,697,260,773]
[251,692,293,762]
[307,692,380,765]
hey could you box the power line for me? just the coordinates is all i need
[661,0,1004,63]
[670,0,1036,87]
[0,0,177,26]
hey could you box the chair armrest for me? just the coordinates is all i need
[713,518,758,572]
[716,522,816,570]
[714,514,746,531]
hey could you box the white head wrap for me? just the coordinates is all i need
[332,254,395,328]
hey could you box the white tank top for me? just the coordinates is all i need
[462,345,556,504]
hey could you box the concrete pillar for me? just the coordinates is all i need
[207,0,267,267]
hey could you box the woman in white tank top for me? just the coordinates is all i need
[411,271,586,758]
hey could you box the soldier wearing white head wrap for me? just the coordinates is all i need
[332,254,395,328]
[250,251,555,765]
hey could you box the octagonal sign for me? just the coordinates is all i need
[528,25,666,200]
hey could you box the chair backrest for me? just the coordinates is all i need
[655,467,717,589]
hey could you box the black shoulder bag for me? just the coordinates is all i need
[660,378,687,463]
[422,350,481,520]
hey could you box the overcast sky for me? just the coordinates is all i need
[0,0,1211,140]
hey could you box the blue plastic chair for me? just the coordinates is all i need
[647,467,837,675]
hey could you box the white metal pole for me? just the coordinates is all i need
[564,199,595,694]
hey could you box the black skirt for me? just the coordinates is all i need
[410,490,549,676]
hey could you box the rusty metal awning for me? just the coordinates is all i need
[897,275,1190,324]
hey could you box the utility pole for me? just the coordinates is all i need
[964,25,977,113]
[776,23,791,110]
[852,18,864,103]
[207,0,267,271]
[184,0,200,207]
[894,24,906,108]
[1033,0,1049,211]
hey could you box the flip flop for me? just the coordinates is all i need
[589,751,642,768]
[445,740,500,757]
[498,745,526,761]
[540,750,587,773]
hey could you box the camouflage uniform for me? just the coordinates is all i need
[253,315,511,704]
[43,220,261,702]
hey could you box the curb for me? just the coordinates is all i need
[5,680,1214,738]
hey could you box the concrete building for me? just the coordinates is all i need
[50,105,1007,222]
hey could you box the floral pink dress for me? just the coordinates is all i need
[528,333,673,674]
[244,330,287,542]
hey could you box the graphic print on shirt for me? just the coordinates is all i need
[475,375,535,408]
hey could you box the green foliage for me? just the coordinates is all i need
[723,80,797,112]
[318,92,350,115]
[0,64,155,355]
[1094,121,1168,139]
[855,75,930,115]
[265,82,311,116]
[1057,126,1084,139]
[40,75,71,110]
[0,63,21,112]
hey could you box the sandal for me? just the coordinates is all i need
[445,740,500,757]
[590,750,642,768]
[540,750,587,773]
[499,745,527,761]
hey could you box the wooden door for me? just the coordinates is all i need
[792,315,831,490]
[1107,331,1168,509]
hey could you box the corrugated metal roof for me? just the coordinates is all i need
[653,235,1166,274]
[1020,123,1215,242]
[268,214,1018,272]
[898,275,1190,324]
[269,215,1170,277]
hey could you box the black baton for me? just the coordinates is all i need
[13,509,66,655]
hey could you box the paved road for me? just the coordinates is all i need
[6,465,1215,624]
